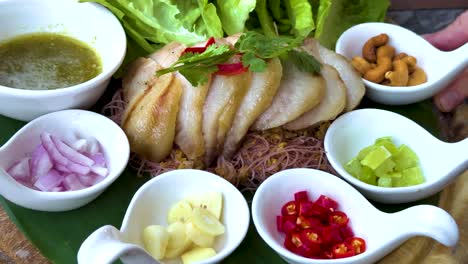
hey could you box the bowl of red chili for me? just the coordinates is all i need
[252,168,459,264]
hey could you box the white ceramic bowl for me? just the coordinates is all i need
[0,109,130,211]
[335,22,468,105]
[252,168,458,264]
[0,0,126,121]
[78,169,250,264]
[324,108,468,204]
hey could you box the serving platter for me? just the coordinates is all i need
[2,79,465,264]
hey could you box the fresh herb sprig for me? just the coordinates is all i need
[157,31,321,86]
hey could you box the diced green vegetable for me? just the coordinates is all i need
[377,177,392,188]
[344,137,424,188]
[394,144,419,171]
[360,145,392,170]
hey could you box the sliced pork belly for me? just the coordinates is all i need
[284,65,347,130]
[203,72,252,165]
[122,73,182,162]
[150,41,211,160]
[302,38,365,111]
[222,58,283,159]
[251,60,325,131]
[121,57,160,126]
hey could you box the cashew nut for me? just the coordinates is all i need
[385,60,409,86]
[364,45,395,83]
[351,56,373,76]
[408,66,427,86]
[401,56,417,73]
[362,33,389,63]
[394,52,408,61]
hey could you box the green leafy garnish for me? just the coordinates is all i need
[287,49,321,73]
[157,31,321,86]
[156,44,235,86]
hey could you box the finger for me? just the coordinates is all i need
[433,69,468,112]
[423,11,468,51]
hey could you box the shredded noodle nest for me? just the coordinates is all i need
[102,89,336,190]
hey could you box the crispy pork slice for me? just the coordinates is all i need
[150,41,211,160]
[284,65,347,130]
[222,58,283,159]
[302,38,365,111]
[203,71,252,165]
[251,60,325,131]
[121,57,160,126]
[122,73,182,162]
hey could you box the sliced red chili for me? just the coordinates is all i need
[309,202,329,220]
[345,237,366,255]
[315,195,338,212]
[205,36,216,47]
[281,201,299,217]
[300,229,322,256]
[282,220,297,234]
[296,216,313,229]
[322,224,343,245]
[340,225,355,239]
[182,46,207,54]
[329,211,349,227]
[332,242,355,259]
[216,62,248,75]
[182,37,216,55]
[299,201,314,217]
[277,215,297,233]
[294,191,309,202]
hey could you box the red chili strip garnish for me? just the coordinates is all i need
[182,37,216,55]
[216,62,248,75]
[205,37,216,47]
[345,237,366,255]
[182,46,207,54]
[332,243,355,259]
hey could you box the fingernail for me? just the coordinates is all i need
[439,90,461,112]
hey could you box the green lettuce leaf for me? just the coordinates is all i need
[313,0,332,39]
[284,0,314,38]
[317,0,389,49]
[216,0,257,35]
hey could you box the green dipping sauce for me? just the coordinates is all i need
[0,32,102,90]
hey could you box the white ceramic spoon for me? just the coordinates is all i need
[0,109,129,211]
[335,22,468,105]
[252,168,458,264]
[78,169,250,264]
[324,108,468,203]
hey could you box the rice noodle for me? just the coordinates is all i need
[103,89,336,189]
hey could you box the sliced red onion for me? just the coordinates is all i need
[40,132,69,166]
[78,173,96,186]
[90,153,106,167]
[30,144,53,179]
[51,135,94,166]
[17,179,36,190]
[51,186,65,192]
[63,174,87,191]
[71,139,88,153]
[55,164,71,173]
[7,157,30,180]
[67,162,91,175]
[87,137,100,156]
[34,169,63,192]
[91,165,108,177]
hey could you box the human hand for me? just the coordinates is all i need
[424,11,468,112]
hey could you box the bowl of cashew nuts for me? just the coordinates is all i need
[336,22,468,105]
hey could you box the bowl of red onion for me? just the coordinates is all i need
[0,109,129,211]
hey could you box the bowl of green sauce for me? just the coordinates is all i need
[0,0,126,121]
